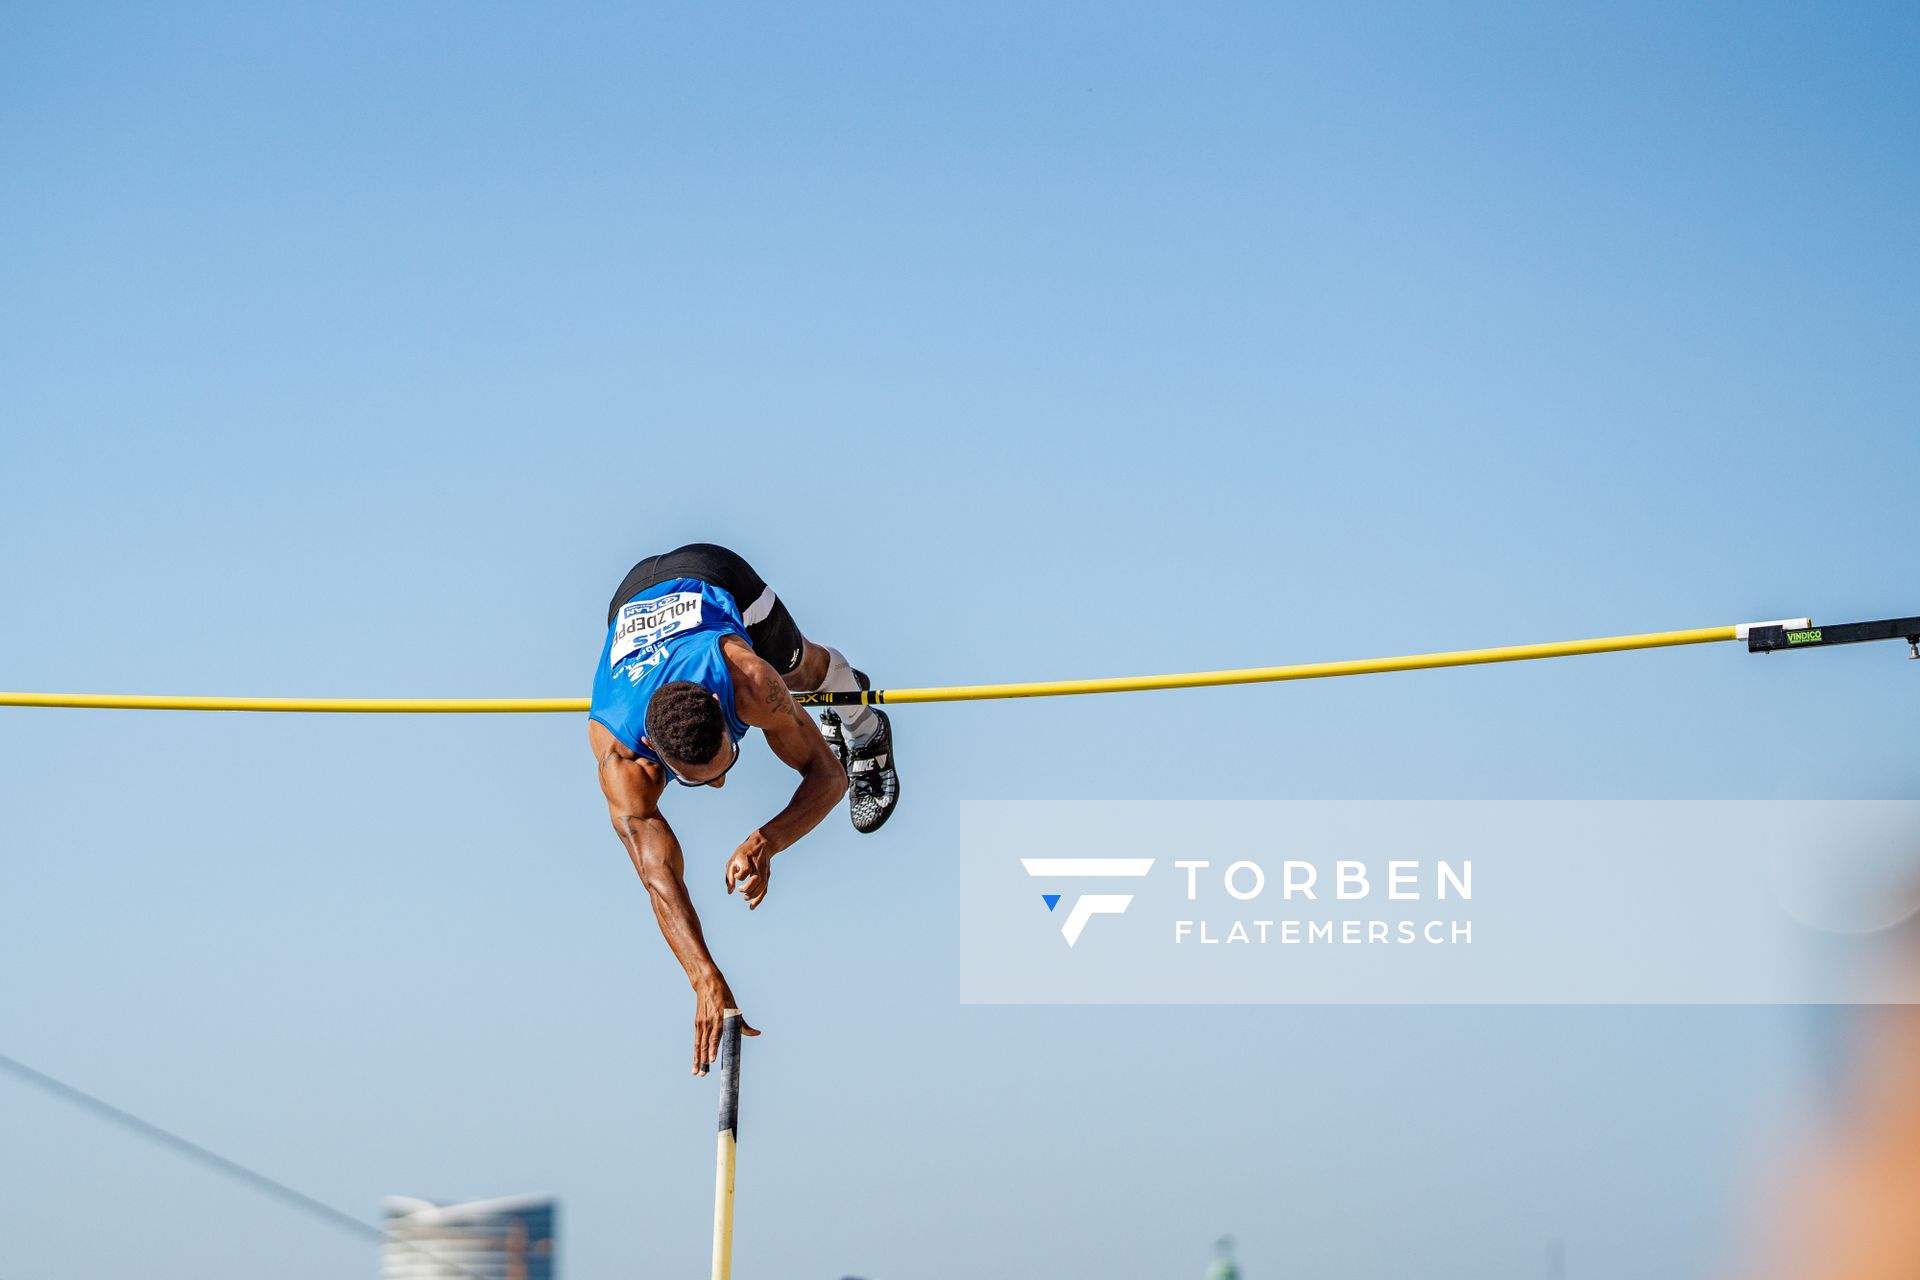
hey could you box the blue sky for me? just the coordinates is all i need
[2,2,1916,1277]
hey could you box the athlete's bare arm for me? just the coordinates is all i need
[720,635,848,909]
[591,719,759,1076]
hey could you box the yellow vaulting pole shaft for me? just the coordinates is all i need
[711,1010,743,1280]
[0,625,1740,713]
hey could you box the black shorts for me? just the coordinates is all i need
[606,543,808,676]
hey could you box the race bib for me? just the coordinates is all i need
[609,591,707,669]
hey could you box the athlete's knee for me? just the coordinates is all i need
[783,639,831,691]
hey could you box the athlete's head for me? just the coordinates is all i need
[644,680,738,787]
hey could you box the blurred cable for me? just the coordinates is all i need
[0,1052,379,1238]
[0,1052,490,1280]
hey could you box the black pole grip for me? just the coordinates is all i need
[715,1011,742,1140]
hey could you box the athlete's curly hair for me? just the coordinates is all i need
[645,681,727,767]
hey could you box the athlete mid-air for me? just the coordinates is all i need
[587,544,900,1076]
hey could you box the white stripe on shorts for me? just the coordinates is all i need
[740,585,778,627]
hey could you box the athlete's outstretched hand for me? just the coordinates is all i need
[693,977,759,1077]
[726,833,773,909]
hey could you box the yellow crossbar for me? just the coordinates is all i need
[0,693,585,713]
[0,624,1740,713]
[880,625,1738,704]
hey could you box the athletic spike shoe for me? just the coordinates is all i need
[845,709,900,834]
[816,709,851,773]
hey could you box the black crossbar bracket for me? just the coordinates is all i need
[1747,615,1920,659]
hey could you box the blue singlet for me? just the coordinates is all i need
[588,578,753,765]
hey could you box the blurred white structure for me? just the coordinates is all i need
[381,1194,556,1280]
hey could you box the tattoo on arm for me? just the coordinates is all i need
[764,672,814,730]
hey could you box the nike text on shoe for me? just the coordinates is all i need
[817,709,851,773]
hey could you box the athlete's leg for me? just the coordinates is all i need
[784,639,879,744]
[793,639,897,833]
[782,640,832,694]
[776,632,899,833]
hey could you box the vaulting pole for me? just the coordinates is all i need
[711,1009,743,1280]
